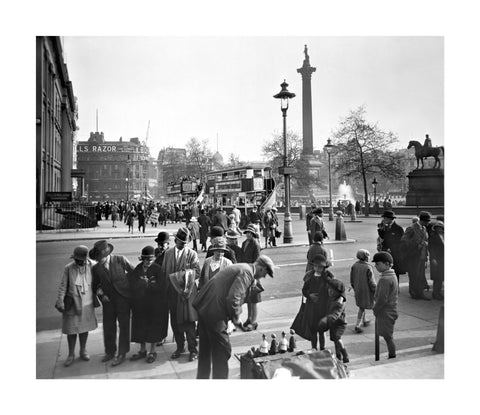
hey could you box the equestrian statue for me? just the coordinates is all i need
[407,134,444,169]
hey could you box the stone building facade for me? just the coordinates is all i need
[36,36,78,206]
[76,132,155,202]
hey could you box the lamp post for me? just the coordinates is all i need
[324,138,334,221]
[372,177,378,214]
[274,80,296,243]
[126,155,130,201]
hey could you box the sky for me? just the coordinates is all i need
[62,36,444,161]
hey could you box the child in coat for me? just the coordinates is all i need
[350,249,377,333]
[302,254,334,351]
[372,251,399,359]
[318,279,349,363]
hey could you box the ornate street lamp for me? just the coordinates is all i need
[274,80,296,243]
[324,139,334,221]
[372,177,378,213]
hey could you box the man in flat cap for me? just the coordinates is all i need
[193,255,275,379]
[162,227,201,362]
[91,240,135,366]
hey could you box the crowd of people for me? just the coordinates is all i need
[55,203,444,378]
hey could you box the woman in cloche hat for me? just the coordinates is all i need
[55,245,99,367]
[241,224,262,331]
[199,237,233,290]
[128,246,168,364]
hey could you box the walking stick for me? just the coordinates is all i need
[375,318,380,361]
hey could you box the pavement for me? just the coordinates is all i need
[36,214,444,379]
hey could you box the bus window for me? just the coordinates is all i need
[254,169,262,178]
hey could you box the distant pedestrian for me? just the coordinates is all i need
[309,208,328,240]
[302,254,334,351]
[198,209,211,252]
[188,216,200,252]
[125,207,136,233]
[212,206,229,233]
[263,208,279,248]
[128,246,167,364]
[350,249,377,333]
[355,200,361,215]
[248,205,262,235]
[306,203,316,245]
[231,204,241,226]
[137,204,146,233]
[111,202,119,228]
[372,251,398,359]
[55,245,99,367]
[91,240,134,366]
[318,279,349,363]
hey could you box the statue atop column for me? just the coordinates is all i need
[303,44,310,65]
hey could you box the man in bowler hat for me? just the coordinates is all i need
[91,240,134,366]
[154,231,171,345]
[377,210,405,282]
[161,227,201,361]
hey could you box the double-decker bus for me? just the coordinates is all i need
[166,176,203,206]
[205,164,275,212]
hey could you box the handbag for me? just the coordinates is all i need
[55,276,74,313]
[275,229,282,238]
[290,296,312,341]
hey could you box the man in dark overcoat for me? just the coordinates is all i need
[91,240,134,366]
[402,212,431,300]
[154,231,171,345]
[427,216,444,300]
[193,255,275,379]
[211,206,229,232]
[377,210,405,282]
[162,227,201,361]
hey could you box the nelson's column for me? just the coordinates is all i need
[296,45,323,199]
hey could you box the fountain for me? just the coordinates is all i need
[337,181,354,203]
[337,181,359,222]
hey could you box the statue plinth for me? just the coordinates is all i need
[405,169,444,207]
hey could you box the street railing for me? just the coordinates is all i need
[36,202,98,231]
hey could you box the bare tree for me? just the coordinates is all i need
[262,129,302,168]
[226,153,241,168]
[185,137,214,182]
[330,105,405,215]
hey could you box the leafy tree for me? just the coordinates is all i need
[185,137,214,182]
[329,105,405,215]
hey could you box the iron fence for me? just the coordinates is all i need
[36,202,98,231]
